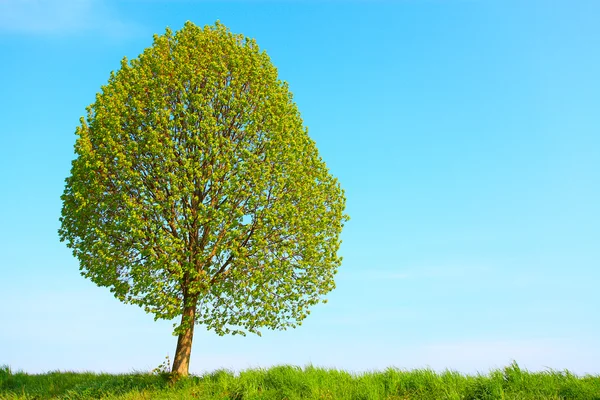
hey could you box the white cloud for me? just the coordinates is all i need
[342,263,493,282]
[418,338,599,375]
[0,0,139,36]
[413,264,494,279]
[309,337,600,376]
[318,307,419,326]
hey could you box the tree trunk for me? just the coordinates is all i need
[171,298,198,377]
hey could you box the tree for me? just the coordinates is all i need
[59,21,347,377]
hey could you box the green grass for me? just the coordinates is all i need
[1,362,599,399]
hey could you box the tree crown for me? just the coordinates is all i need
[59,21,347,336]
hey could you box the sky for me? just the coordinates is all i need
[1,0,599,376]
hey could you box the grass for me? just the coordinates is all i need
[1,362,599,399]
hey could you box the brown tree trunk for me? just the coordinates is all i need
[171,297,198,377]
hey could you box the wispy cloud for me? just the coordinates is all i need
[342,264,493,282]
[319,307,419,326]
[346,270,411,281]
[412,264,494,279]
[0,0,140,37]
[418,338,597,375]
[327,337,600,375]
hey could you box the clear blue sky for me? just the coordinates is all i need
[1,0,599,376]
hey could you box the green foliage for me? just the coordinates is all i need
[151,355,172,377]
[1,363,599,399]
[0,367,163,399]
[151,355,180,385]
[59,21,348,337]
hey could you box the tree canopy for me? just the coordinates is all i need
[59,21,347,376]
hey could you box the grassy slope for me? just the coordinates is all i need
[1,363,599,399]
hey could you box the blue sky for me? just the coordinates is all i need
[1,0,599,376]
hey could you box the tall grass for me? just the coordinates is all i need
[1,362,599,399]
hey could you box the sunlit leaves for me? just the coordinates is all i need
[59,21,347,337]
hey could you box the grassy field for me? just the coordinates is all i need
[1,362,599,399]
